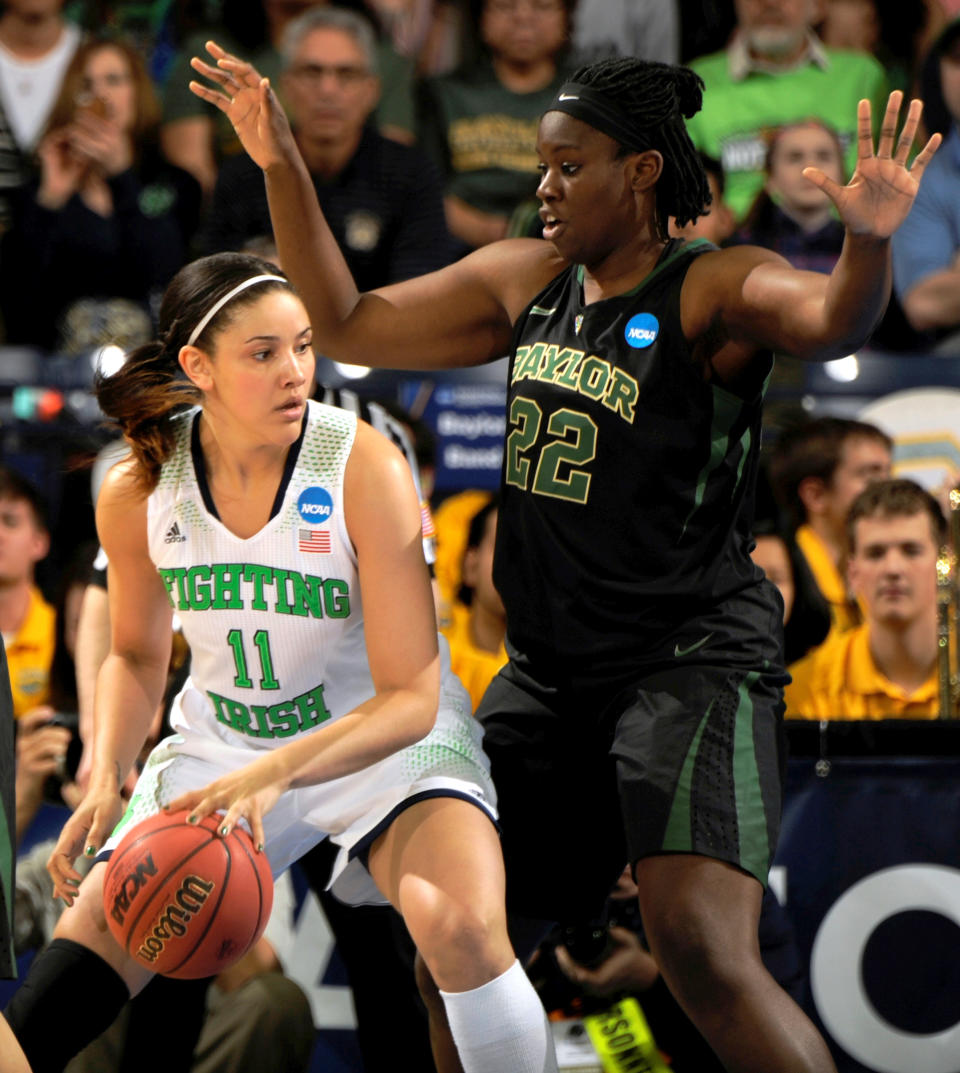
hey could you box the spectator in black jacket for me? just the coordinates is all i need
[198,6,453,287]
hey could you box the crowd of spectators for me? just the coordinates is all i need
[3,1,960,1070]
[0,0,956,353]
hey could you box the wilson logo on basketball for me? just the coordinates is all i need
[109,853,159,926]
[136,875,216,964]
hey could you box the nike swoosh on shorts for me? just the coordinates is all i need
[673,632,714,658]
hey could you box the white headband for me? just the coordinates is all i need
[186,274,286,347]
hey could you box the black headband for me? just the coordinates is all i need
[547,82,648,151]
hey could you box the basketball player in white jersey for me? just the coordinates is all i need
[4,252,558,1073]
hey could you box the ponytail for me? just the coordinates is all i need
[95,339,199,490]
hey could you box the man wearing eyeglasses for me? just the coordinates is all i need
[198,6,453,287]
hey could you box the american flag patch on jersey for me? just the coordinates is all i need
[298,528,331,554]
[420,502,436,540]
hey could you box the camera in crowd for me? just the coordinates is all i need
[42,710,82,803]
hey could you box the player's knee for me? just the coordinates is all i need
[654,920,757,1012]
[406,893,506,986]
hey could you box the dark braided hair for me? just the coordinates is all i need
[570,57,711,239]
[95,253,294,490]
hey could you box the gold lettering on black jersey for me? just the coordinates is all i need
[511,340,639,424]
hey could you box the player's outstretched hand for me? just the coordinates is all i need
[188,40,297,172]
[166,756,285,854]
[46,788,124,904]
[803,91,940,239]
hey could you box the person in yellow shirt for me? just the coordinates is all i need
[441,494,507,712]
[433,488,495,632]
[785,478,945,719]
[769,417,892,636]
[0,467,54,718]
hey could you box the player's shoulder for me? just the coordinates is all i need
[345,419,419,518]
[465,237,568,291]
[96,457,150,556]
[684,242,787,291]
[98,454,148,509]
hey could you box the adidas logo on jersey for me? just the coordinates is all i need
[164,522,187,544]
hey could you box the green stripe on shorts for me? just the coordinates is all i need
[660,676,772,881]
[661,702,713,853]
[734,671,771,881]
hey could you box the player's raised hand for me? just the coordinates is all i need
[188,40,297,172]
[802,91,940,239]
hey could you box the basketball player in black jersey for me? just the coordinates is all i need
[187,44,939,1073]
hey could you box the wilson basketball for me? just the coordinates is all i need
[102,809,273,979]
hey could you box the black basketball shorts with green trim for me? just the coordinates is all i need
[477,582,790,924]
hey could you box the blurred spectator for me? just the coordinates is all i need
[685,0,889,223]
[668,151,735,245]
[920,0,960,65]
[816,0,926,92]
[0,0,80,231]
[432,487,493,628]
[892,18,960,352]
[731,119,846,274]
[0,35,201,351]
[767,417,892,637]
[0,467,53,720]
[751,525,796,623]
[753,462,832,664]
[11,540,96,841]
[161,0,417,196]
[678,0,737,64]
[819,0,881,53]
[417,0,573,255]
[366,0,466,75]
[63,0,192,84]
[199,7,453,287]
[13,708,78,844]
[441,494,506,712]
[785,478,944,718]
[569,0,679,67]
[45,540,96,718]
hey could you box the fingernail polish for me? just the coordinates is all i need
[84,845,95,856]
[187,815,198,824]
[220,825,229,836]
[256,843,264,853]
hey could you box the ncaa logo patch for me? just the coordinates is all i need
[624,312,659,349]
[297,486,334,524]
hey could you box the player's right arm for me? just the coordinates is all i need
[47,460,173,901]
[189,43,566,371]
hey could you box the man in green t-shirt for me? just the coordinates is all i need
[685,0,888,223]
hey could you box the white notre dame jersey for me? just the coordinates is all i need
[149,400,378,746]
[109,400,495,904]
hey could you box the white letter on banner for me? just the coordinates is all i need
[810,864,960,1073]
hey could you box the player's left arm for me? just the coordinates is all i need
[167,422,440,847]
[690,92,940,370]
